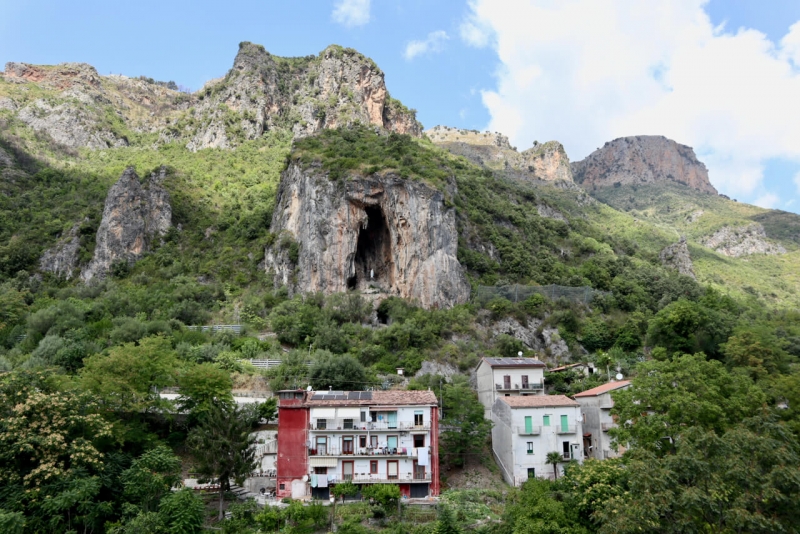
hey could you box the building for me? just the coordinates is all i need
[276,389,440,500]
[573,380,631,460]
[491,395,583,485]
[476,357,546,418]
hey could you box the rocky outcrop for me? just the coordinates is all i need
[265,164,469,309]
[571,135,717,194]
[39,222,82,280]
[16,99,129,149]
[659,237,696,279]
[700,223,786,257]
[81,166,171,281]
[0,147,13,168]
[491,317,571,362]
[426,125,573,182]
[186,43,422,150]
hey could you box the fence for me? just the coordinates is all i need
[186,324,243,334]
[473,284,610,306]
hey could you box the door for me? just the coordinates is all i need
[387,435,398,453]
[543,415,550,427]
[527,468,535,479]
[560,415,569,433]
[410,483,429,498]
[524,416,533,434]
[413,460,425,480]
[503,375,511,389]
[342,461,354,481]
[562,441,570,459]
[388,411,397,429]
[522,375,529,389]
[342,436,354,455]
[387,460,398,480]
[316,436,327,455]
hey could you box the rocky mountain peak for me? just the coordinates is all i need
[426,125,573,183]
[571,135,717,194]
[3,62,101,90]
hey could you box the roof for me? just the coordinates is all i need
[304,390,438,407]
[549,362,590,372]
[499,395,579,408]
[573,380,631,398]
[480,357,546,368]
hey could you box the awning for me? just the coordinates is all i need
[311,408,336,418]
[309,457,337,467]
[337,408,361,418]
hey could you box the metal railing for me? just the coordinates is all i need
[474,284,611,306]
[309,420,430,431]
[516,426,541,436]
[341,473,432,484]
[187,324,243,334]
[495,383,544,391]
[600,422,616,431]
[310,447,415,457]
[556,425,577,434]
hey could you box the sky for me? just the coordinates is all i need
[2,0,800,212]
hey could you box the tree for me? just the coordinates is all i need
[440,376,492,467]
[121,446,182,513]
[186,404,257,520]
[609,353,766,454]
[432,504,463,534]
[362,484,400,515]
[330,480,358,503]
[177,362,233,421]
[268,350,310,391]
[503,477,588,534]
[308,352,368,391]
[158,488,205,534]
[721,326,790,379]
[545,452,563,480]
[81,335,179,413]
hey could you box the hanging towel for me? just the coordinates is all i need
[417,447,429,466]
[318,476,328,488]
[310,474,317,488]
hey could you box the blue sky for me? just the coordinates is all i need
[2,0,800,212]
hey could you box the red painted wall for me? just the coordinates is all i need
[276,397,309,499]
[430,405,440,496]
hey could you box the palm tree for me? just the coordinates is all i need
[546,451,563,480]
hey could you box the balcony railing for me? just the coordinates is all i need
[340,473,432,484]
[599,399,615,409]
[309,447,415,457]
[310,420,429,431]
[556,425,577,434]
[600,422,615,431]
[495,382,544,391]
[516,425,541,435]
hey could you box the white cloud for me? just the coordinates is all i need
[332,0,371,28]
[404,30,449,61]
[793,171,800,193]
[463,0,800,198]
[754,193,780,209]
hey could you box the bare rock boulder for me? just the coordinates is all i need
[700,223,786,257]
[659,237,696,279]
[81,166,171,281]
[40,222,83,280]
[265,164,469,309]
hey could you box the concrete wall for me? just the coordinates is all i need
[576,390,626,460]
[490,399,515,485]
[477,363,545,419]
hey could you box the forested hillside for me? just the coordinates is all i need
[1,45,799,532]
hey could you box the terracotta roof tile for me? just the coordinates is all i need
[304,390,437,406]
[499,395,579,408]
[573,380,631,398]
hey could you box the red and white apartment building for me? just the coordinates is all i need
[276,389,440,500]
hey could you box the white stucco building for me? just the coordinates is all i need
[573,380,630,460]
[476,357,546,418]
[491,395,583,485]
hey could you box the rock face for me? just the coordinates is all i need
[81,167,171,281]
[186,43,422,150]
[659,237,696,279]
[571,135,717,194]
[39,222,82,280]
[490,317,571,362]
[426,125,573,182]
[265,164,469,309]
[700,223,786,257]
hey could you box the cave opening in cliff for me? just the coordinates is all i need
[351,205,392,291]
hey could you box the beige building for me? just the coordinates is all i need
[573,380,630,460]
[476,357,546,418]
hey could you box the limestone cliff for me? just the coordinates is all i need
[659,237,696,279]
[571,136,717,194]
[81,166,171,281]
[39,222,82,280]
[426,125,572,182]
[700,223,786,257]
[265,164,469,309]
[186,43,422,150]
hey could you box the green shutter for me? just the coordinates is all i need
[524,416,533,434]
[561,414,568,432]
[543,415,550,427]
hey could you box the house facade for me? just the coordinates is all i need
[573,380,630,460]
[476,357,546,418]
[491,395,583,485]
[276,389,440,500]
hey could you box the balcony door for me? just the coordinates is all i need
[316,436,327,455]
[342,436,354,455]
[387,460,398,480]
[387,411,398,429]
[342,461,354,481]
[560,415,569,433]
[521,375,529,389]
[504,375,511,389]
[413,460,425,480]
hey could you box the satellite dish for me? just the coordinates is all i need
[615,373,624,380]
[518,351,523,357]
[302,475,309,482]
[306,385,312,391]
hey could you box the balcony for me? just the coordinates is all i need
[601,422,616,431]
[516,425,541,436]
[556,425,577,435]
[309,447,415,458]
[495,382,544,391]
[598,399,615,409]
[309,420,430,431]
[340,473,432,484]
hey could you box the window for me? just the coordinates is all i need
[414,410,424,427]
[343,418,354,430]
[316,436,327,455]
[503,375,511,389]
[359,435,367,448]
[561,414,569,432]
[562,441,571,459]
[279,483,285,490]
[370,460,378,474]
[543,415,550,427]
[360,411,367,423]
[387,411,398,429]
[317,419,327,430]
[343,436,354,455]
[314,467,328,475]
[370,435,378,448]
[387,436,398,453]
[371,411,378,422]
[527,468,535,479]
[524,416,533,434]
[342,461,354,481]
[527,442,534,454]
[387,460,399,480]
[522,375,529,388]
[413,434,425,448]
